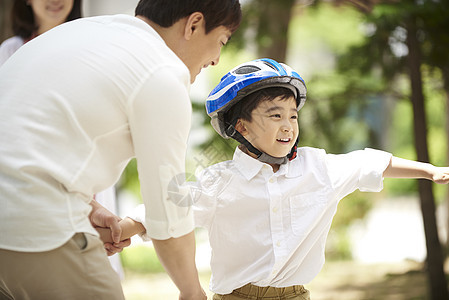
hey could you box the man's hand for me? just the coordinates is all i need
[89,199,122,244]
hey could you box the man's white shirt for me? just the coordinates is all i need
[0,15,193,251]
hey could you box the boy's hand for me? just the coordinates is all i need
[105,239,131,256]
[95,226,131,256]
[431,167,449,184]
[96,226,114,244]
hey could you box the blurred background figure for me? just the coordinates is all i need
[0,0,81,65]
[0,0,124,280]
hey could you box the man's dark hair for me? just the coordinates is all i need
[225,87,296,126]
[135,0,241,33]
[12,0,82,40]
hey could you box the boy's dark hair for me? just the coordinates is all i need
[135,0,241,33]
[12,0,83,40]
[225,87,296,127]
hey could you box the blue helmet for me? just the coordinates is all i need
[206,58,307,139]
[205,58,307,165]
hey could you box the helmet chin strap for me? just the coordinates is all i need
[225,124,297,165]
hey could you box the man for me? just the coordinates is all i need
[0,0,241,299]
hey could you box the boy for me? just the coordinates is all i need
[99,58,449,299]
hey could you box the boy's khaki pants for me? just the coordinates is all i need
[213,283,311,300]
[0,233,125,300]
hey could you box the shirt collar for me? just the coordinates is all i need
[233,147,302,180]
[285,157,302,178]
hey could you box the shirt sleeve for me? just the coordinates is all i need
[127,65,194,240]
[325,148,392,200]
[128,167,219,241]
[192,167,222,229]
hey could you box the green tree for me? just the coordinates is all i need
[418,0,449,252]
[335,1,449,298]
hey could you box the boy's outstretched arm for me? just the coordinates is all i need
[383,156,449,184]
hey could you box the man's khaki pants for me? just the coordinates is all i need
[213,283,311,300]
[0,233,125,300]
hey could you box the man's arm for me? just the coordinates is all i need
[128,68,203,299]
[152,232,206,300]
[96,221,206,300]
[383,156,449,184]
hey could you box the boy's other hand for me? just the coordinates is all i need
[431,167,449,184]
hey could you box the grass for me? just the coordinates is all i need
[120,245,164,274]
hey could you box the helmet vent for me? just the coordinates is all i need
[262,61,278,71]
[234,65,261,74]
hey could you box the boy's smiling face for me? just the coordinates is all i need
[238,95,299,159]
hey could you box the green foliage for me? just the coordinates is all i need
[384,71,448,201]
[286,3,387,153]
[332,191,373,228]
[289,3,365,55]
[117,159,141,201]
[299,70,386,153]
[325,228,353,261]
[326,191,374,260]
[120,245,165,274]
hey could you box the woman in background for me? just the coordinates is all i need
[0,0,81,65]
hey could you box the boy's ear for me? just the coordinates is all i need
[235,119,248,136]
[184,12,205,40]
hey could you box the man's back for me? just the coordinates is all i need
[0,14,191,252]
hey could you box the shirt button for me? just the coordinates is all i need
[272,207,278,213]
[276,241,281,247]
[269,178,275,183]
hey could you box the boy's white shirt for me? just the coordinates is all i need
[131,146,392,294]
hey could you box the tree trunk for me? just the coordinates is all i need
[256,0,295,62]
[443,66,449,256]
[406,17,449,300]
